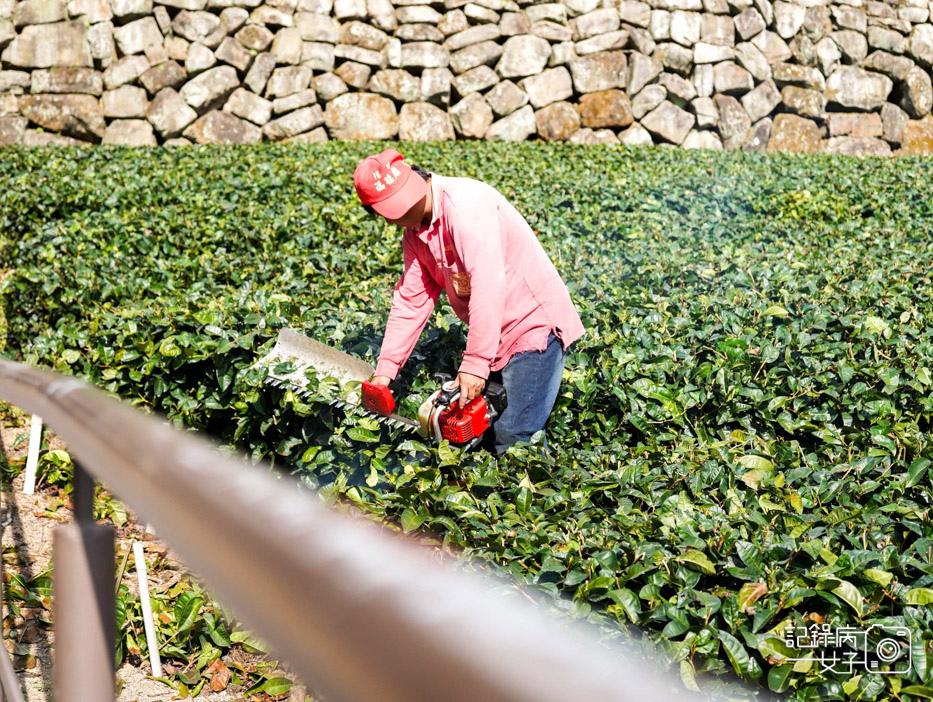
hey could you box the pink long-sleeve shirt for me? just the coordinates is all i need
[374,173,585,381]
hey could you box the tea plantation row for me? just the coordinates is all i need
[3,143,933,701]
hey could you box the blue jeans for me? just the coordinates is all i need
[483,331,567,455]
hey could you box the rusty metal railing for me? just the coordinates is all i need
[0,358,711,702]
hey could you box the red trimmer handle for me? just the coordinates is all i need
[362,381,396,416]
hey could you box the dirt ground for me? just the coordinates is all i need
[0,405,308,701]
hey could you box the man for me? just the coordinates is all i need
[354,148,584,455]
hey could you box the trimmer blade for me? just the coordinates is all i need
[252,328,422,435]
[253,329,380,421]
[251,328,376,399]
[350,405,422,433]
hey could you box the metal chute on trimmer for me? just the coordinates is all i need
[252,328,507,450]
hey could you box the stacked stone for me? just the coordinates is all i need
[0,0,931,152]
[0,0,333,144]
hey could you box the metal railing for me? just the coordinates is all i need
[0,357,711,702]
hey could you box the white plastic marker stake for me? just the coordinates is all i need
[133,541,162,679]
[23,414,43,495]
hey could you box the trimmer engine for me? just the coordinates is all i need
[417,376,508,450]
[360,373,507,451]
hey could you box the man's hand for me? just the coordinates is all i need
[456,372,485,408]
[370,375,392,386]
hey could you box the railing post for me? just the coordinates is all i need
[53,461,115,702]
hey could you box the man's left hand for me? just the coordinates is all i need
[456,372,485,408]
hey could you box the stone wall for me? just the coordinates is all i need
[0,0,932,152]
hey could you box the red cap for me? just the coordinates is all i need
[353,149,427,220]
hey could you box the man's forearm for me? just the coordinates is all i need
[375,293,437,380]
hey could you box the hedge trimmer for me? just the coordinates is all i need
[252,329,507,450]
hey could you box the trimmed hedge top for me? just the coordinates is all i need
[3,143,933,700]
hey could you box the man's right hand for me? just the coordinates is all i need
[370,375,392,386]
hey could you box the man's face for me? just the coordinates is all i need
[381,193,427,229]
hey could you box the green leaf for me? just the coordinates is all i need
[675,550,716,576]
[864,315,890,337]
[437,442,459,466]
[177,668,200,686]
[203,613,231,648]
[398,439,430,453]
[608,588,641,622]
[115,594,127,632]
[828,579,864,616]
[515,487,532,516]
[738,455,774,489]
[737,582,767,612]
[679,660,701,693]
[107,500,128,526]
[842,674,861,696]
[261,677,293,695]
[174,593,204,634]
[905,588,933,605]
[718,630,751,677]
[158,336,181,357]
[911,634,930,684]
[400,508,424,533]
[756,634,795,662]
[758,494,785,513]
[346,427,378,443]
[300,446,321,463]
[767,664,794,693]
[147,676,175,688]
[564,569,587,586]
[365,462,379,487]
[196,643,219,672]
[629,414,649,434]
[738,455,774,472]
[229,632,268,654]
[763,305,789,318]
[907,457,931,488]
[863,569,893,588]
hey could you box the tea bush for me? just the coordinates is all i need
[3,143,933,700]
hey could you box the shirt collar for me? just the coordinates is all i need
[408,173,443,239]
[427,173,442,226]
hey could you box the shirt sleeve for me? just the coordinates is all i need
[449,198,507,380]
[374,231,442,380]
